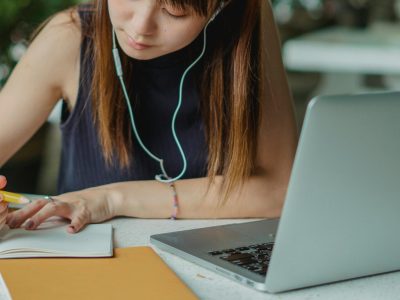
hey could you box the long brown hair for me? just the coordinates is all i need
[88,0,267,201]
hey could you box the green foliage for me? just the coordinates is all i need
[0,0,85,86]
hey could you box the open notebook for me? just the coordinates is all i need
[0,221,113,258]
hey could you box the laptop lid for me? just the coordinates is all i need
[265,91,400,292]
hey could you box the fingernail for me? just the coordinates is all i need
[25,219,35,230]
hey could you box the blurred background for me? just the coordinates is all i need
[1,0,400,195]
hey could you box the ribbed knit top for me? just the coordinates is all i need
[57,7,209,193]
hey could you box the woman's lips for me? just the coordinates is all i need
[127,35,151,50]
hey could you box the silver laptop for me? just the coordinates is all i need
[151,91,400,293]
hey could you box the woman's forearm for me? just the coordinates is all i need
[4,173,289,234]
[104,174,288,219]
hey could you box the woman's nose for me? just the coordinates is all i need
[131,7,157,37]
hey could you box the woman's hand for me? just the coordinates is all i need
[6,187,117,234]
[0,176,8,231]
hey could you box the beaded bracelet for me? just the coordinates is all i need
[169,182,179,220]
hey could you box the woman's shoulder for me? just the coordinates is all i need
[28,8,84,104]
[36,8,82,54]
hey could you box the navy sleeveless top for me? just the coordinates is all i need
[57,8,209,193]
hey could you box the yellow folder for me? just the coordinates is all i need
[0,247,198,300]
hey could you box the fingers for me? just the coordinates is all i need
[68,214,89,234]
[7,199,50,229]
[27,200,90,233]
[6,192,93,234]
[0,200,8,228]
[0,201,8,213]
[25,200,72,230]
[0,176,7,189]
[0,176,9,228]
[0,215,6,226]
[66,203,91,233]
[7,197,89,234]
[0,203,7,212]
[0,207,7,227]
[0,212,7,226]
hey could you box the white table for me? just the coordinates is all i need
[108,217,400,300]
[283,22,400,96]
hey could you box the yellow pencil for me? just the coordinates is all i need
[0,191,31,204]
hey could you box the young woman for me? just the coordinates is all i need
[0,0,297,233]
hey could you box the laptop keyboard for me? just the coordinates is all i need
[208,242,274,276]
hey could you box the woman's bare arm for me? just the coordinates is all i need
[0,10,80,166]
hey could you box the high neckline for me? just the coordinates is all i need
[133,32,204,69]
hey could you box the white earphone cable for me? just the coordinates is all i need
[112,5,222,183]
